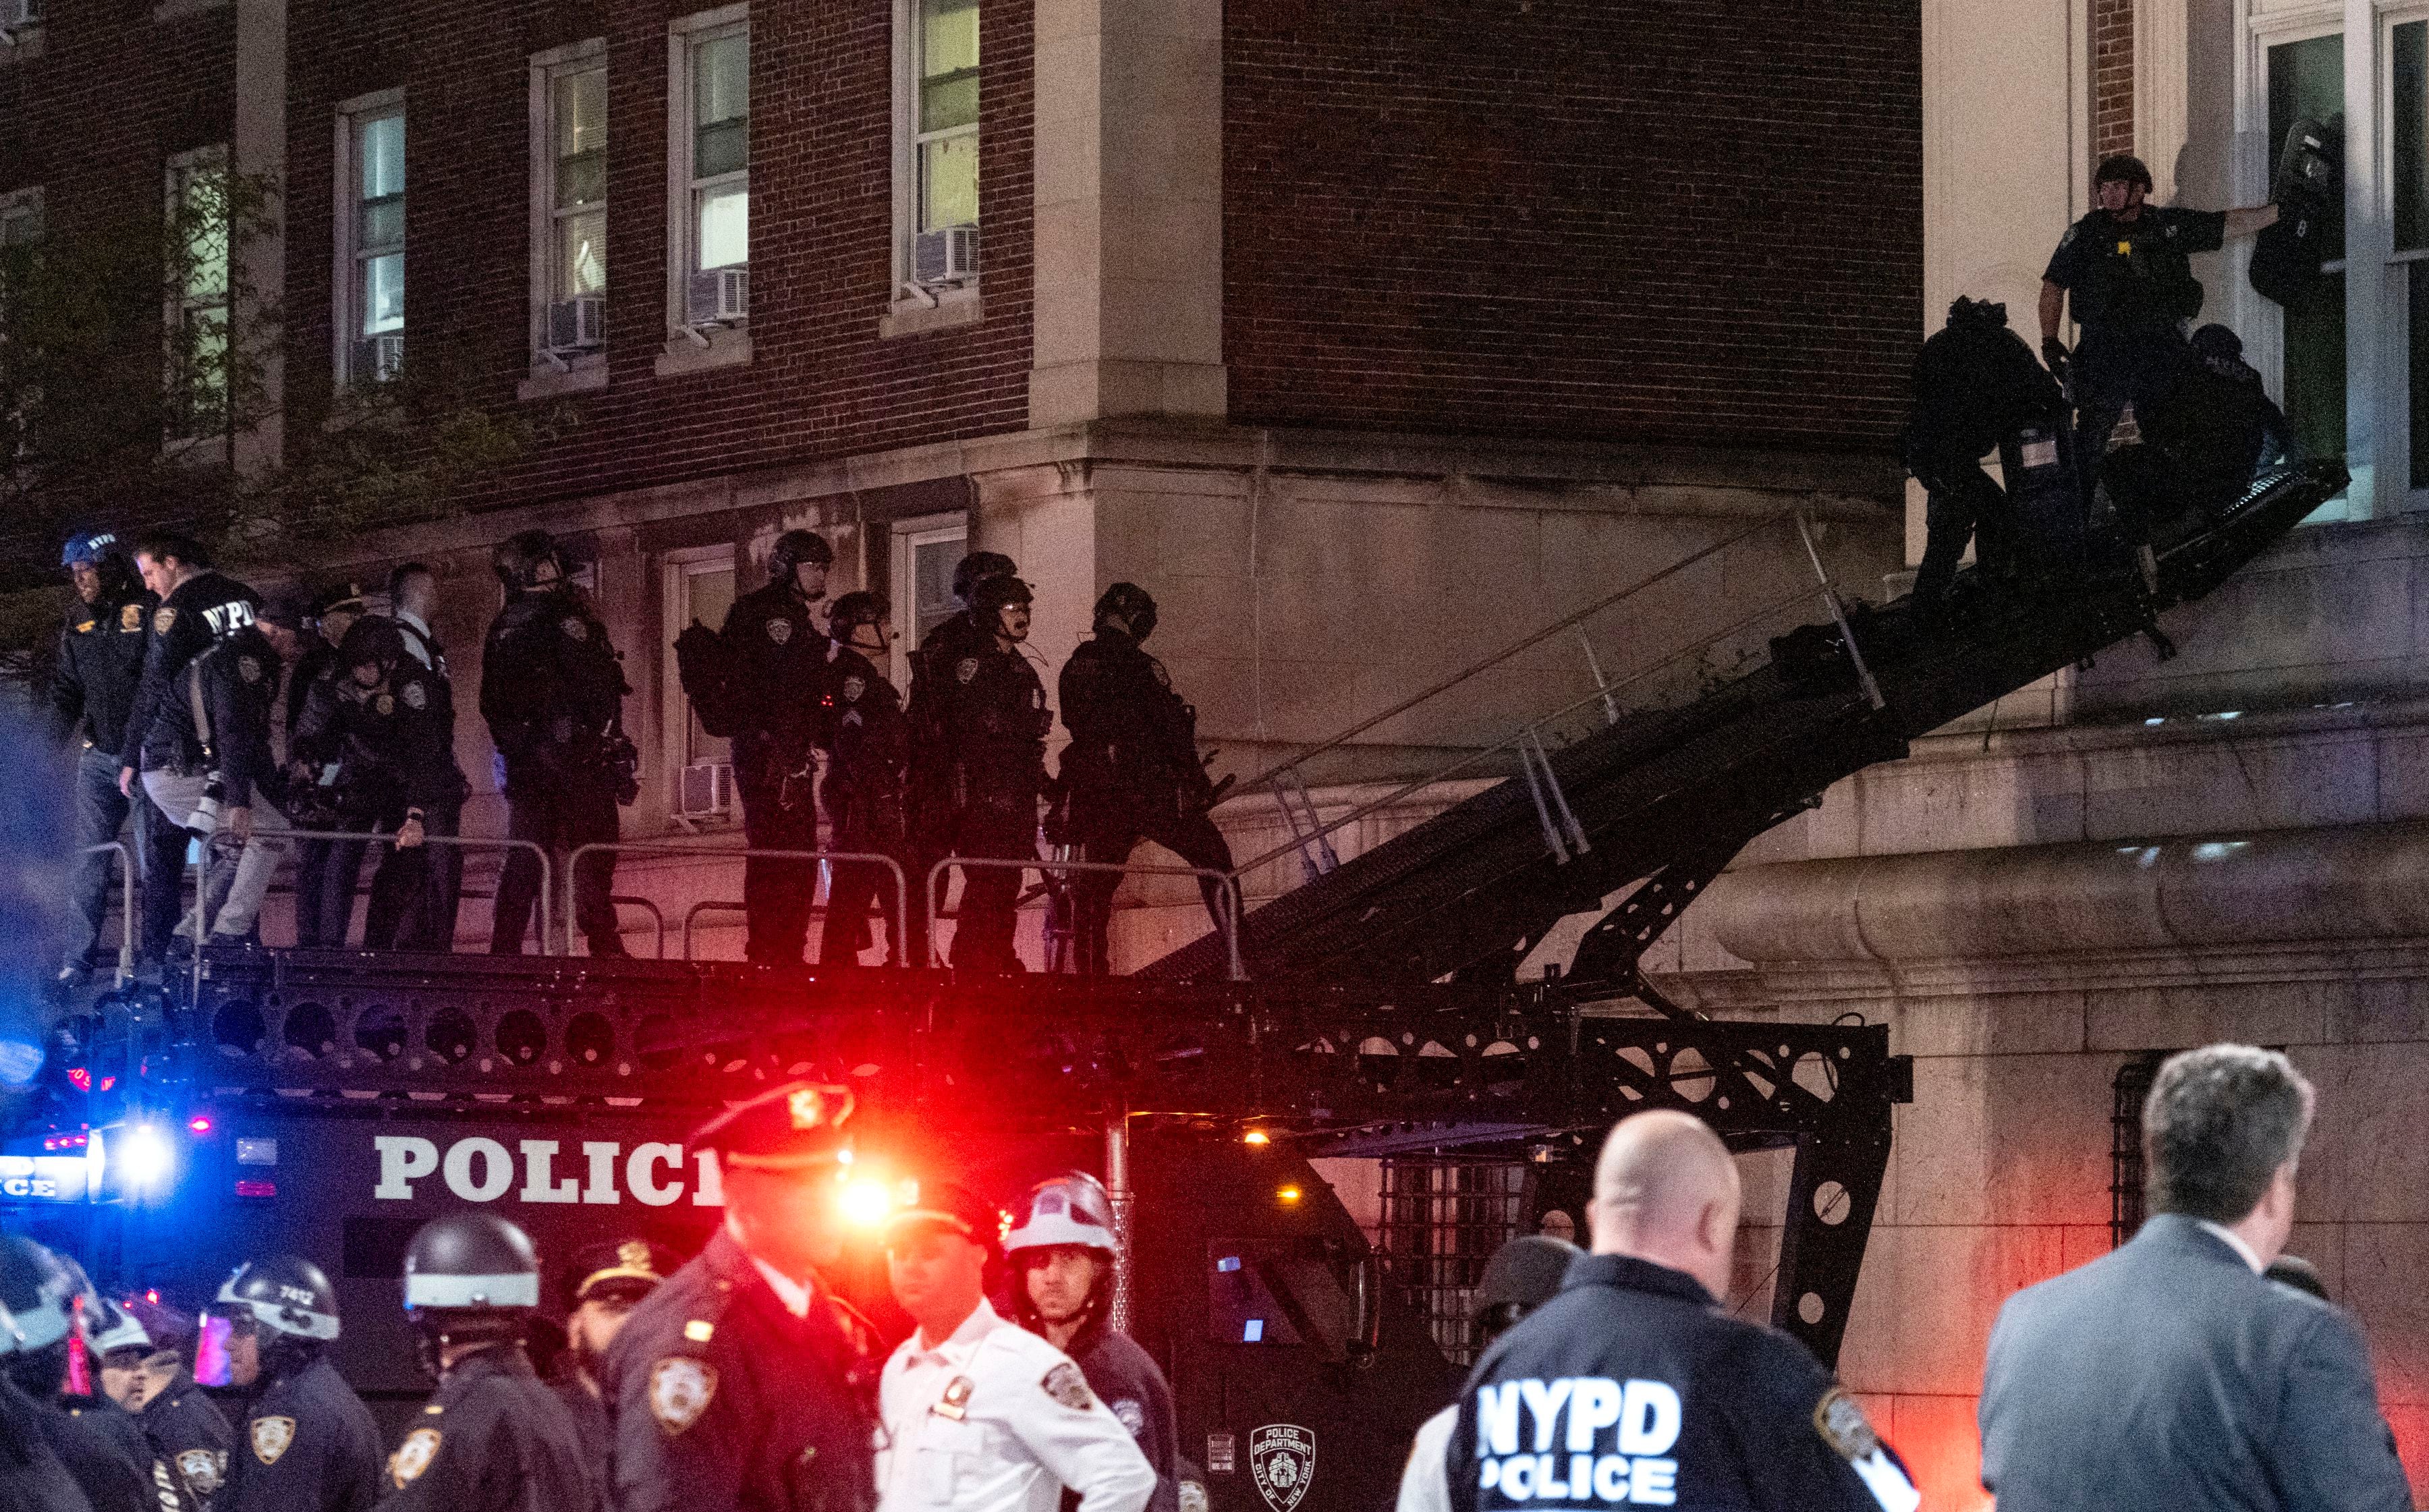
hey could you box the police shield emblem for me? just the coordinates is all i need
[238,655,263,685]
[120,604,142,632]
[955,657,979,684]
[391,1427,443,1486]
[650,1357,718,1434]
[561,616,588,642]
[375,694,395,716]
[767,617,793,645]
[153,606,177,635]
[1042,1362,1094,1411]
[250,1415,296,1465]
[401,680,426,710]
[175,1448,223,1495]
[842,675,864,702]
[1249,1424,1314,1512]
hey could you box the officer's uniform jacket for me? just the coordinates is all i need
[49,1393,153,1512]
[51,586,157,757]
[821,647,908,846]
[601,1229,876,1512]
[545,1370,613,1501]
[383,1343,590,1512]
[175,629,285,809]
[1445,1255,1915,1512]
[312,661,466,821]
[136,1368,231,1512]
[219,1353,384,1512]
[939,645,1049,822]
[131,571,260,777]
[0,1374,93,1512]
[876,1299,1154,1512]
[1062,1324,1179,1512]
[479,588,627,793]
[719,582,829,764]
[1057,633,1198,822]
[905,613,987,843]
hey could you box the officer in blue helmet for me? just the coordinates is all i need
[0,1234,148,1512]
[47,530,184,986]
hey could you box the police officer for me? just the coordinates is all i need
[0,1370,92,1512]
[1397,1235,1579,1512]
[937,574,1049,972]
[599,1081,878,1512]
[907,552,1017,934]
[1445,1111,1914,1512]
[287,585,368,947]
[2040,155,2282,478]
[1003,1173,1179,1512]
[385,1213,590,1510]
[96,1297,230,1512]
[2100,323,2299,551]
[481,530,632,957]
[49,530,184,986]
[721,530,834,966]
[120,531,256,857]
[549,1239,675,1489]
[1055,584,1234,975]
[365,563,468,951]
[1901,298,2069,617]
[213,1255,382,1512]
[0,1235,148,1512]
[818,591,913,968]
[876,1181,1155,1512]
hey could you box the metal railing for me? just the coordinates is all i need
[925,856,1245,981]
[190,829,553,976]
[611,896,666,960]
[78,841,134,981]
[567,841,909,966]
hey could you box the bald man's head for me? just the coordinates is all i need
[1589,1110,1742,1300]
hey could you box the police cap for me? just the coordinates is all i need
[562,1238,681,1310]
[879,1180,1002,1252]
[257,587,312,632]
[951,551,1017,603]
[688,1080,856,1173]
[315,582,368,619]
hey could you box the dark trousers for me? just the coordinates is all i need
[364,800,464,951]
[67,744,184,969]
[951,789,1038,973]
[735,745,820,966]
[1068,789,1236,976]
[2074,331,2177,489]
[492,776,621,956]
[295,816,389,949]
[1910,459,2011,610]
[818,841,910,968]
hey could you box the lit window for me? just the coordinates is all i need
[669,11,749,331]
[338,99,405,382]
[916,0,977,237]
[167,146,231,434]
[532,45,607,366]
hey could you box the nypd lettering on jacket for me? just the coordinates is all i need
[1472,1378,1682,1505]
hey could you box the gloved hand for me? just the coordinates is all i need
[2040,337,2071,383]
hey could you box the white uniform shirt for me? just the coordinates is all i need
[1394,1405,1455,1512]
[876,1298,1155,1512]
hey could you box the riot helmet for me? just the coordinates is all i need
[492,529,567,591]
[970,573,1032,631]
[2189,323,2245,369]
[771,529,834,578]
[1945,296,2009,331]
[2094,153,2155,192]
[337,615,408,680]
[60,530,125,571]
[215,1255,341,1342]
[401,1213,541,1376]
[1473,1233,1578,1345]
[1092,582,1158,642]
[0,1233,80,1357]
[1003,1172,1119,1258]
[828,590,892,652]
[951,551,1017,607]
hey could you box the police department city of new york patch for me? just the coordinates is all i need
[121,604,142,633]
[402,680,426,710]
[768,618,793,645]
[238,655,263,685]
[375,694,394,717]
[1249,1424,1314,1512]
[650,1357,719,1434]
[250,1415,296,1465]
[1111,1397,1145,1436]
[561,616,588,642]
[391,1427,443,1487]
[842,676,864,703]
[1043,1362,1094,1411]
[1812,1387,1878,1461]
[154,606,177,636]
[176,1447,224,1495]
[955,658,979,684]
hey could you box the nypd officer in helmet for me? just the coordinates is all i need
[1445,1111,1918,1512]
[720,529,835,966]
[212,1254,383,1512]
[386,1212,590,1509]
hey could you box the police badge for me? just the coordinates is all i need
[650,1357,718,1432]
[238,655,263,685]
[402,681,426,710]
[955,657,979,684]
[376,694,395,716]
[153,606,177,635]
[121,604,142,632]
[391,1426,443,1486]
[175,1448,224,1496]
[1248,1424,1314,1512]
[250,1415,296,1465]
[768,618,793,645]
[842,675,864,702]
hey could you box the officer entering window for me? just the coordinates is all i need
[481,530,634,957]
[1004,1173,1180,1512]
[213,1255,382,1512]
[96,1294,231,1512]
[936,574,1050,972]
[548,1238,675,1490]
[819,591,914,968]
[1445,1110,1919,1512]
[876,1181,1156,1512]
[364,562,470,951]
[0,1235,148,1512]
[1055,584,1234,975]
[1396,1233,1579,1512]
[1901,299,2068,619]
[907,551,1017,946]
[2098,323,2298,554]
[721,530,835,966]
[598,1081,878,1512]
[386,1213,590,1510]
[49,530,185,987]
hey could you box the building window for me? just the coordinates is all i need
[531,43,607,374]
[2264,34,2343,470]
[166,146,231,435]
[663,548,737,824]
[2397,20,2429,492]
[669,8,748,330]
[889,515,966,689]
[895,0,978,295]
[336,96,405,384]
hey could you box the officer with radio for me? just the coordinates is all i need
[818,591,914,968]
[935,574,1049,972]
[481,530,634,958]
[214,1255,383,1512]
[721,529,834,966]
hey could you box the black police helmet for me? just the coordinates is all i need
[337,615,406,674]
[828,590,891,646]
[216,1256,341,1342]
[952,551,1017,604]
[0,1233,84,1357]
[971,574,1033,619]
[492,529,564,590]
[771,529,834,579]
[2189,323,2245,364]
[1946,296,2009,331]
[1092,582,1158,641]
[1473,1234,1578,1344]
[2094,153,2154,192]
[403,1213,542,1315]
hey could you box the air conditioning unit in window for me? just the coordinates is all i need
[677,762,734,818]
[685,265,748,327]
[353,333,405,382]
[547,296,607,353]
[912,224,979,286]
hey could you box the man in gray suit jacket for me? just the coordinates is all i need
[1979,1044,2412,1511]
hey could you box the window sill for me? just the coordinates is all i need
[519,355,609,402]
[153,0,227,21]
[655,324,752,378]
[0,27,43,60]
[881,285,982,339]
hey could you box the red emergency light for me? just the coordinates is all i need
[233,1179,276,1199]
[187,1115,214,1134]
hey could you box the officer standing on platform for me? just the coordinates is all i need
[550,1239,675,1488]
[0,1237,148,1512]
[819,591,913,968]
[308,617,466,953]
[937,574,1049,972]
[1056,583,1234,975]
[908,551,1016,932]
[1445,1111,1918,1512]
[720,529,833,966]
[366,562,469,951]
[213,1255,382,1512]
[385,1213,590,1511]
[49,530,184,986]
[600,1082,878,1512]
[482,530,633,958]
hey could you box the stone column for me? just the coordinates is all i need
[233,0,286,475]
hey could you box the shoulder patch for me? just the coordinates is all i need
[767,617,793,645]
[1112,1397,1146,1436]
[1149,659,1170,689]
[390,1426,442,1488]
[120,604,143,632]
[250,1415,295,1465]
[1042,1361,1094,1411]
[955,657,979,685]
[238,655,263,685]
[175,1448,223,1496]
[74,620,94,634]
[153,606,177,635]
[401,679,426,710]
[650,1357,718,1434]
[1812,1387,1880,1462]
[2058,223,2079,249]
[842,675,864,703]
[561,616,589,643]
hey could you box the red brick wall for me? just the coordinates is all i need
[279,0,1033,515]
[2093,0,2135,167]
[1222,0,1924,455]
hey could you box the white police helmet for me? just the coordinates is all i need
[88,1296,151,1357]
[1003,1173,1119,1256]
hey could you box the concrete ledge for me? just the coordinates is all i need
[518,358,609,401]
[654,326,751,379]
[881,289,982,339]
